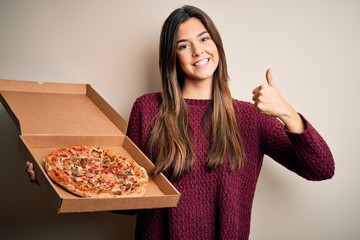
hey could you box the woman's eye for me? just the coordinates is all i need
[178,44,189,50]
[202,37,210,42]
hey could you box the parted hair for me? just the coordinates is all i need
[147,5,245,181]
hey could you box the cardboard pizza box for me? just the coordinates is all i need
[0,79,180,213]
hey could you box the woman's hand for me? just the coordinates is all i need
[25,161,39,185]
[252,68,305,133]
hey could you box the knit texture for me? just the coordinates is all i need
[126,92,335,240]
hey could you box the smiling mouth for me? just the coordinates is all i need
[193,58,209,67]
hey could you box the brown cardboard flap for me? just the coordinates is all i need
[0,79,126,136]
[0,79,86,94]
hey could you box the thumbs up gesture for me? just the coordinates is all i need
[252,68,305,133]
[252,68,286,117]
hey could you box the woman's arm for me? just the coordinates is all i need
[252,68,334,180]
[259,113,335,181]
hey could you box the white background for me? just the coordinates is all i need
[0,0,359,239]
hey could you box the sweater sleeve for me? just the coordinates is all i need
[259,112,335,181]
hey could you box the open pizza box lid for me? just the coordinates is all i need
[0,79,180,213]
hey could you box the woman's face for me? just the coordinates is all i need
[176,18,219,85]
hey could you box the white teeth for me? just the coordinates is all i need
[194,58,208,66]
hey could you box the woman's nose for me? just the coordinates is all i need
[191,43,204,57]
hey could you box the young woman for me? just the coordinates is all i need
[27,5,335,240]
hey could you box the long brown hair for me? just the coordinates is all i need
[147,5,245,180]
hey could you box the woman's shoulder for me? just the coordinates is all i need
[233,99,252,107]
[232,99,273,126]
[133,92,162,107]
[233,99,258,115]
[136,92,161,102]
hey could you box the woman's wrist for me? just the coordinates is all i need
[279,106,305,133]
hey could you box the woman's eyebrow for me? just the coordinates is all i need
[176,31,208,44]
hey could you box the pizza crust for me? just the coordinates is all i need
[44,146,148,198]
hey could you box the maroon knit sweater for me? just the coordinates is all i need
[126,92,334,240]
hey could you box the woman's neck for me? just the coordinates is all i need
[182,78,212,99]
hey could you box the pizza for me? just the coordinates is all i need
[44,145,148,198]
